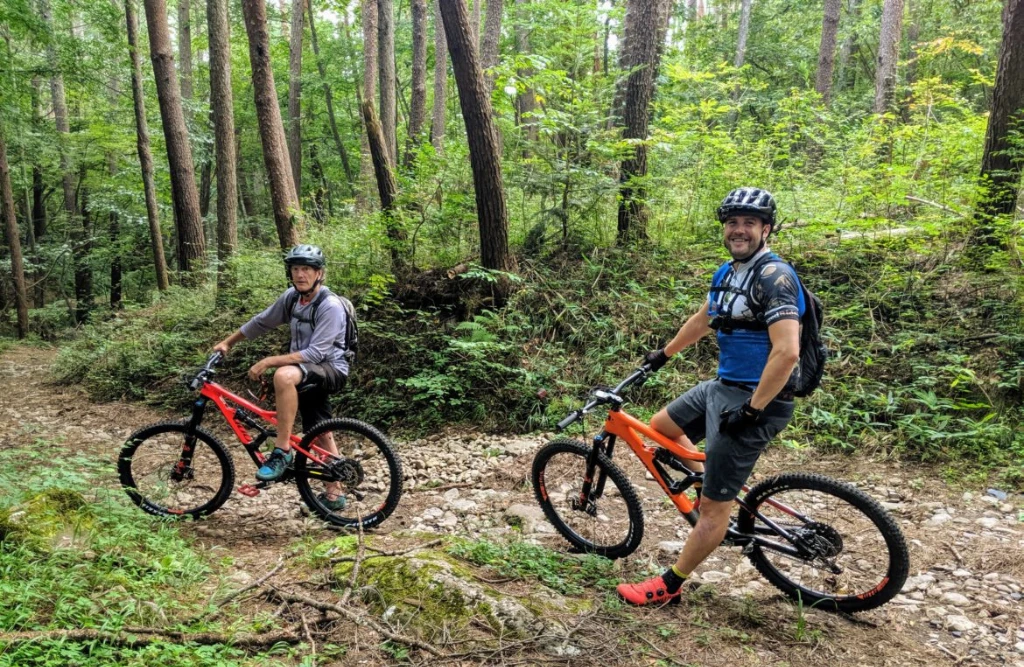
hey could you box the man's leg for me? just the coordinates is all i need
[672,497,732,574]
[273,365,303,451]
[651,409,705,474]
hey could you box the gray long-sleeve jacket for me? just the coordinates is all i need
[240,286,350,376]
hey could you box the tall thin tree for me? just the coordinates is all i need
[378,0,398,165]
[287,0,304,195]
[241,0,301,249]
[439,0,513,272]
[815,0,842,104]
[480,0,503,91]
[126,0,171,291]
[307,0,355,189]
[0,128,29,338]
[178,0,194,100]
[406,0,428,165]
[431,0,448,151]
[873,0,904,113]
[144,0,207,278]
[515,0,537,145]
[616,0,670,243]
[361,0,378,177]
[208,0,238,281]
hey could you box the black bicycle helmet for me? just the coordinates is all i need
[284,244,326,272]
[717,187,777,228]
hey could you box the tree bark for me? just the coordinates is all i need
[471,0,481,43]
[208,0,238,281]
[241,0,301,249]
[431,0,448,151]
[378,0,398,165]
[514,0,537,144]
[729,0,752,117]
[480,0,502,91]
[29,78,46,240]
[873,0,904,113]
[361,100,406,268]
[978,0,1024,220]
[406,0,428,165]
[815,0,842,104]
[0,129,29,338]
[307,0,355,190]
[616,0,669,244]
[836,0,860,91]
[361,0,378,178]
[126,0,171,291]
[75,169,94,322]
[144,0,207,279]
[178,0,194,101]
[439,0,513,272]
[287,0,304,196]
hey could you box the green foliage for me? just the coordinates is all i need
[447,537,618,596]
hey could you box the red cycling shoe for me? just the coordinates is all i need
[616,575,682,606]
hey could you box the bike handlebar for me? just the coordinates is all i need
[188,352,225,390]
[553,364,653,432]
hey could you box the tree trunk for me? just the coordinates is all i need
[307,0,355,190]
[978,0,1024,220]
[729,0,751,117]
[241,0,301,249]
[144,0,207,279]
[0,129,29,338]
[406,0,428,165]
[616,0,669,244]
[361,100,406,268]
[471,0,481,43]
[287,0,304,196]
[75,170,94,322]
[178,0,194,101]
[515,0,537,145]
[439,0,513,272]
[361,0,378,179]
[480,0,502,91]
[815,0,842,104]
[29,78,47,240]
[208,0,238,285]
[126,0,171,291]
[378,0,398,165]
[836,0,860,91]
[431,0,448,151]
[873,0,904,113]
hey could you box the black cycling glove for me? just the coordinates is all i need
[719,400,764,437]
[644,349,670,372]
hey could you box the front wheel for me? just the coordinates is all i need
[737,472,909,613]
[294,418,403,529]
[532,439,644,559]
[118,422,235,519]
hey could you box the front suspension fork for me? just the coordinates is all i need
[172,397,208,481]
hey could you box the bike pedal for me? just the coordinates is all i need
[237,484,262,497]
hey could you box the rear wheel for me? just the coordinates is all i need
[531,439,644,559]
[293,418,403,529]
[118,422,234,519]
[737,472,909,613]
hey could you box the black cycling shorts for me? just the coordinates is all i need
[296,362,346,432]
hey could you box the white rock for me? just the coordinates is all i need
[946,615,977,632]
[443,488,461,502]
[450,499,479,513]
[976,517,1000,529]
[941,592,971,607]
[903,574,937,591]
[925,513,953,527]
[657,541,687,557]
[700,571,730,583]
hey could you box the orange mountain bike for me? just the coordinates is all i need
[119,352,403,530]
[532,365,910,613]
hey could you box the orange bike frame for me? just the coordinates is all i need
[603,410,706,515]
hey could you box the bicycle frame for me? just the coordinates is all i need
[183,378,335,470]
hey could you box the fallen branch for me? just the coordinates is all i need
[0,627,300,649]
[273,588,444,657]
[905,195,963,216]
[330,538,444,564]
[339,511,366,606]
[188,556,287,625]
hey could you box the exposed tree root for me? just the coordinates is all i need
[0,627,300,649]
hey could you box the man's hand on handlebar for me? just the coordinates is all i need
[643,348,670,372]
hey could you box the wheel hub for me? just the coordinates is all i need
[795,521,843,559]
[328,458,364,486]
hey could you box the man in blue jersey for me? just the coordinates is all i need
[617,187,805,606]
[213,244,350,509]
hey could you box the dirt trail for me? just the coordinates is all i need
[2,344,1022,666]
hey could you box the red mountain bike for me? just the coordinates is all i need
[119,352,403,529]
[533,365,910,613]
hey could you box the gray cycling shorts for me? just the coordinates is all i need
[666,379,794,502]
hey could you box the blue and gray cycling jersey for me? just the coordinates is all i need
[707,250,804,384]
[240,286,350,377]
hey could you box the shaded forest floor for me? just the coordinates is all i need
[1,344,1023,666]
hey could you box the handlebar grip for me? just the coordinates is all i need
[208,351,224,367]
[556,411,580,431]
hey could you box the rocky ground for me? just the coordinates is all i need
[2,344,1022,666]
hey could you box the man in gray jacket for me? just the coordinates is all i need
[214,244,350,509]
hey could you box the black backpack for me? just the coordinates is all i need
[710,256,827,397]
[286,289,360,363]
